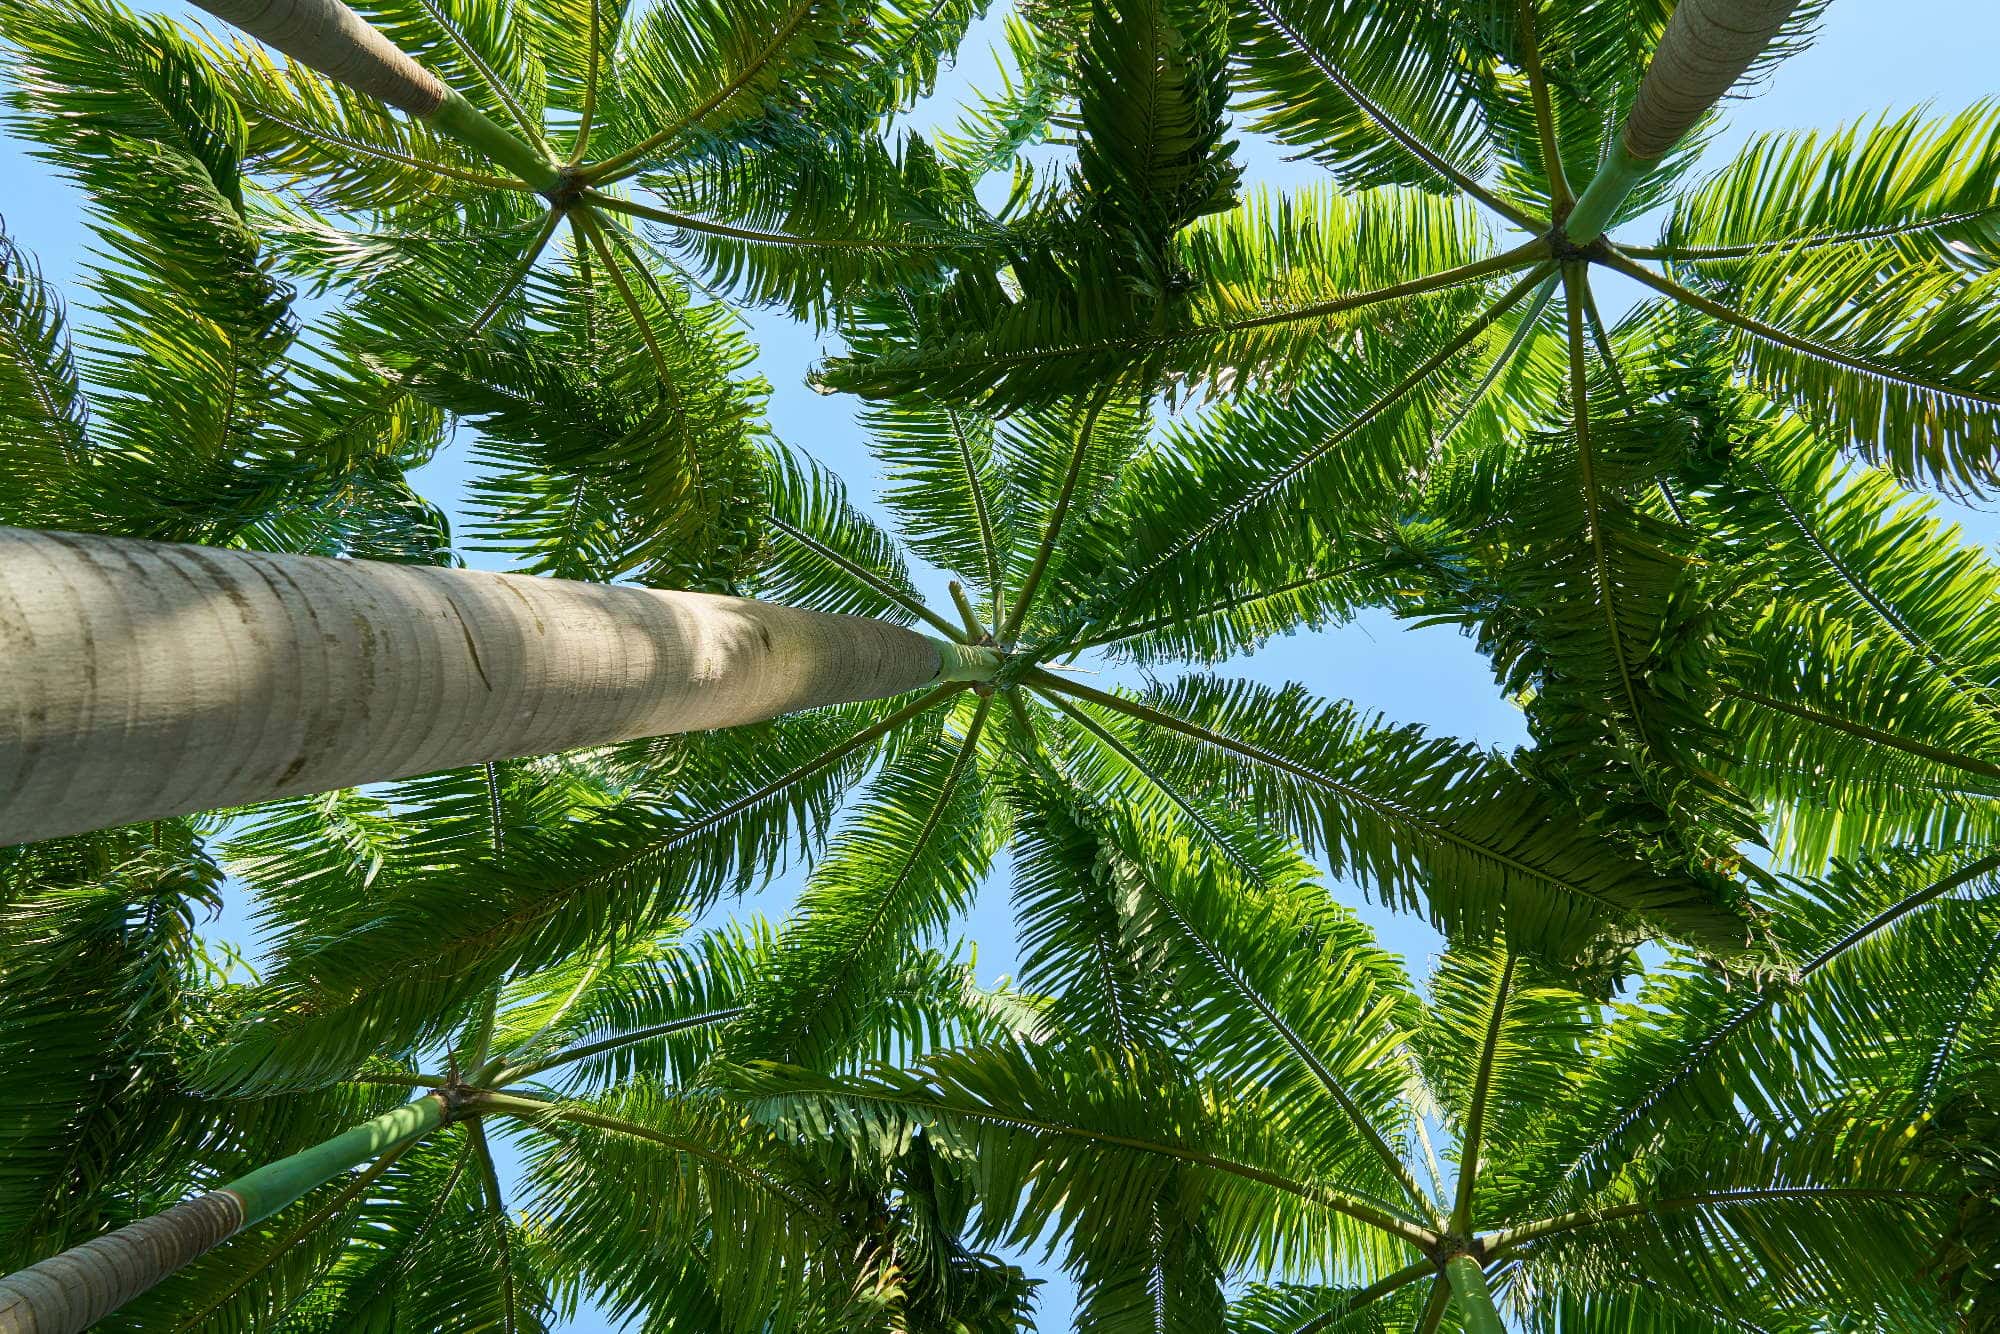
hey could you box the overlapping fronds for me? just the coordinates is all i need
[727,695,1007,1068]
[204,705,913,1091]
[1228,0,1490,199]
[512,1082,842,1331]
[737,1044,1422,1286]
[397,247,767,588]
[1048,674,1750,959]
[0,825,221,1268]
[751,441,931,622]
[0,222,89,529]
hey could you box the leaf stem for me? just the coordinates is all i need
[1516,0,1570,212]
[585,188,953,251]
[492,1006,747,1085]
[572,208,671,382]
[1444,1255,1509,1333]
[1004,387,1113,642]
[1485,1186,1929,1253]
[467,1090,830,1218]
[1624,205,2000,264]
[567,0,604,166]
[1564,262,1651,740]
[1450,953,1517,1234]
[1598,247,2000,409]
[1213,239,1550,336]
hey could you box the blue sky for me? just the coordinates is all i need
[6,1,1999,1327]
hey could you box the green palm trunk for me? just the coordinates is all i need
[1446,1255,1510,1334]
[0,1098,447,1334]
[189,0,561,189]
[1567,0,1806,241]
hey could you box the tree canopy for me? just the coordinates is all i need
[2,0,1998,1329]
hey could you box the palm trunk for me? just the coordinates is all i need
[0,527,995,846]
[1566,0,1804,242]
[190,0,561,189]
[0,1097,445,1334]
[1444,1255,1509,1334]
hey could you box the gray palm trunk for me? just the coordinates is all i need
[191,0,561,187]
[0,1099,447,1334]
[0,527,995,846]
[1566,0,1807,242]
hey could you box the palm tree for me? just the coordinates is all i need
[175,0,1004,326]
[825,0,2000,882]
[752,810,2000,1329]
[0,838,1039,1333]
[0,523,1004,845]
[0,364,1762,1324]
[4,0,1997,1327]
[0,0,1009,848]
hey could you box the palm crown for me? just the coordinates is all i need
[2,0,2000,1329]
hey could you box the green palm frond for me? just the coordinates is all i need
[509,1082,840,1331]
[739,1043,1425,1284]
[1052,673,1749,958]
[845,288,1019,608]
[1657,105,2000,273]
[821,184,1504,408]
[398,250,766,588]
[1228,0,1492,203]
[205,704,919,1092]
[1411,946,1591,1228]
[613,129,996,317]
[0,825,221,1268]
[1518,846,2000,1210]
[0,222,90,529]
[1497,1101,1949,1327]
[269,1130,553,1333]
[1613,241,2000,493]
[1424,337,1761,868]
[5,0,302,543]
[728,694,1007,1068]
[1715,608,2000,863]
[1007,773,1187,1056]
[592,0,852,175]
[751,441,942,627]
[1225,1279,1415,1333]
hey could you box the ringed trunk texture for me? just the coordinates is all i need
[191,0,448,119]
[0,1098,444,1334]
[1565,0,1804,243]
[1620,0,1805,161]
[189,0,562,187]
[0,527,968,846]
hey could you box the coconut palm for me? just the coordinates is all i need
[0,816,1040,1332]
[750,806,2000,1330]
